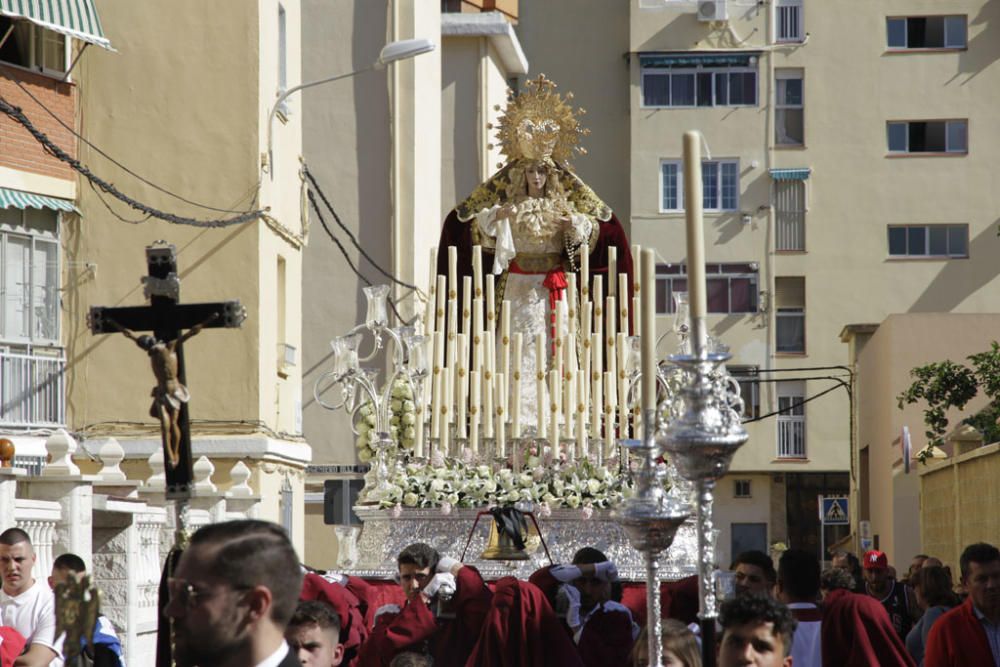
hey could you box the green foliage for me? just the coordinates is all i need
[897,342,1000,457]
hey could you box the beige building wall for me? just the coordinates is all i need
[71,0,308,551]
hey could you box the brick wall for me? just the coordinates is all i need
[0,68,76,182]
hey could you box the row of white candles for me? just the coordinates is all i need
[414,240,656,463]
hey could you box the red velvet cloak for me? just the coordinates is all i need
[924,597,996,667]
[821,588,916,667]
[300,573,370,667]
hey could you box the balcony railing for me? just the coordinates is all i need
[777,417,806,458]
[0,348,66,428]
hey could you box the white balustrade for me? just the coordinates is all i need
[14,498,61,577]
[136,510,167,610]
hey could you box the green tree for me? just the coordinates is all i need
[897,342,1000,463]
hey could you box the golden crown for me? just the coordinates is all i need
[488,75,589,166]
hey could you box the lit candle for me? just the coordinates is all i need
[511,333,523,438]
[549,370,561,452]
[536,334,548,439]
[461,276,472,335]
[472,245,483,299]
[496,372,506,458]
[580,245,590,302]
[619,273,630,336]
[470,369,481,455]
[486,274,496,337]
[683,131,708,353]
[436,276,447,337]
[608,246,617,299]
[456,334,468,439]
[641,249,657,416]
[448,246,458,301]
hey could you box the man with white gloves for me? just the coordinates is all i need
[358,543,491,667]
[530,547,639,667]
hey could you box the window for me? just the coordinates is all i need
[776,0,804,42]
[0,208,60,344]
[887,16,967,49]
[774,180,806,251]
[775,69,804,146]
[655,263,758,315]
[660,159,740,212]
[641,53,758,108]
[730,366,760,419]
[775,277,804,353]
[888,224,968,258]
[0,18,67,75]
[887,120,967,154]
[777,381,806,458]
[734,479,752,498]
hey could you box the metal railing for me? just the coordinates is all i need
[777,417,806,458]
[0,348,66,428]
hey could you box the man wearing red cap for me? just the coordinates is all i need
[863,549,915,641]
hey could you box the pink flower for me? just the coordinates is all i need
[461,447,474,464]
[581,504,594,520]
[538,501,552,518]
[390,503,403,518]
[440,501,453,516]
[431,450,445,467]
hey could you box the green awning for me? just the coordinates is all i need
[639,52,759,69]
[769,168,811,181]
[0,0,113,51]
[0,186,77,212]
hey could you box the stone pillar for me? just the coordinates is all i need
[224,460,261,519]
[190,456,227,523]
[0,469,24,532]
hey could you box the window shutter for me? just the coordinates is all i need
[774,277,805,309]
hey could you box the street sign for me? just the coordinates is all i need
[820,496,849,525]
[859,520,873,551]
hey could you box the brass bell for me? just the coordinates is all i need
[481,517,529,561]
[480,506,539,561]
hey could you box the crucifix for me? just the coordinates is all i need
[87,242,246,501]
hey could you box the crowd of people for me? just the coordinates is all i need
[1,518,997,667]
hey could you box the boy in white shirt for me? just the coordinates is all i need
[0,527,60,666]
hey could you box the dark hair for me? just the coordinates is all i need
[959,542,1000,580]
[572,547,622,602]
[820,567,856,592]
[778,549,820,601]
[53,553,87,574]
[719,595,797,658]
[389,652,433,667]
[0,528,31,547]
[910,566,958,608]
[189,519,302,626]
[731,550,777,584]
[398,543,440,572]
[288,599,341,636]
[913,554,930,561]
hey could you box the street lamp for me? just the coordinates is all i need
[266,38,436,173]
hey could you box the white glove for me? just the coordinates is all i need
[436,556,460,574]
[421,572,457,601]
[560,584,582,630]
[321,572,348,587]
[550,564,583,583]
[595,561,619,582]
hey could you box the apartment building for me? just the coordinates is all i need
[519,0,1000,565]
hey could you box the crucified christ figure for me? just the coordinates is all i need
[108,313,220,468]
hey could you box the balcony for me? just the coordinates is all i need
[777,416,806,458]
[0,348,66,429]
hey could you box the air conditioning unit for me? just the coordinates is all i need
[697,0,728,21]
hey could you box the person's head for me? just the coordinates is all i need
[819,567,857,599]
[862,550,892,591]
[776,549,820,604]
[631,619,701,667]
[572,547,617,612]
[959,542,1000,616]
[718,595,796,667]
[731,551,776,598]
[137,334,157,351]
[49,552,87,589]
[286,600,344,667]
[910,565,957,610]
[908,554,929,581]
[922,556,944,569]
[0,528,36,596]
[165,519,303,667]
[397,543,440,603]
[389,652,433,667]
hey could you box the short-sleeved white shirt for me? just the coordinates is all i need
[0,578,63,666]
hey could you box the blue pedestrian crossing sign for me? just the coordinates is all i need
[820,496,849,525]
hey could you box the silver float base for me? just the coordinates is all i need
[342,506,699,581]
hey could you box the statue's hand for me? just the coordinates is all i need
[497,203,517,221]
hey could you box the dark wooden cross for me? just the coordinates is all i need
[88,242,246,499]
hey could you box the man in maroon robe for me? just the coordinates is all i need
[820,566,916,666]
[529,547,637,667]
[300,571,372,667]
[357,543,491,667]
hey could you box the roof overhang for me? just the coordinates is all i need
[441,12,528,76]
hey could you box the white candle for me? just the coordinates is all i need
[567,273,578,335]
[461,276,472,335]
[605,296,617,379]
[425,249,437,336]
[555,300,566,378]
[582,332,592,444]
[633,296,642,344]
[435,275,447,337]
[448,246,458,300]
[608,246,618,299]
[472,298,483,374]
[632,243,642,305]
[618,333,630,439]
[496,372,507,458]
[472,245,484,299]
[536,334,548,439]
[500,302,511,386]
[486,275,496,337]
[683,131,708,352]
[430,368,442,454]
[441,367,452,454]
[483,330,495,438]
[576,372,587,460]
[456,334,468,439]
[470,370,481,455]
[593,277,603,354]
[604,371,616,454]
[592,372,603,451]
[447,297,458,353]
[582,301,592,342]
[619,273,630,336]
[512,334,523,438]
[641,250,657,416]
[580,245,590,302]
[565,372,576,461]
[549,370,561,451]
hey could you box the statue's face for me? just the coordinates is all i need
[525,163,547,195]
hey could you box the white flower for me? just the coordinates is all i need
[441,501,453,515]
[566,495,581,509]
[538,501,552,518]
[358,448,373,463]
[403,492,419,507]
[587,479,602,495]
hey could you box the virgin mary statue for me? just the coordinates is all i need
[436,75,633,429]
